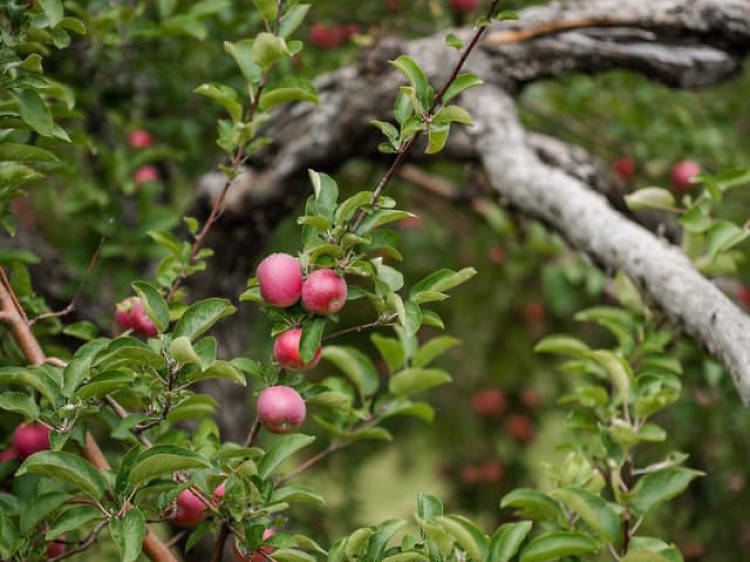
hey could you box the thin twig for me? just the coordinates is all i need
[244,416,261,447]
[49,518,109,562]
[274,442,343,487]
[323,314,398,341]
[350,0,501,231]
[29,218,113,326]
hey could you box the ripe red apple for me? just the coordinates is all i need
[12,423,50,459]
[172,490,207,527]
[232,529,275,562]
[134,165,160,186]
[257,386,306,434]
[47,536,66,558]
[471,389,506,417]
[257,253,303,307]
[505,414,535,443]
[273,328,321,371]
[115,297,158,337]
[671,160,701,192]
[340,24,360,40]
[737,285,750,307]
[301,269,347,314]
[612,157,636,182]
[450,0,479,14]
[213,481,226,505]
[0,448,16,462]
[309,24,341,49]
[460,464,479,484]
[478,460,503,482]
[127,129,153,149]
[520,389,541,408]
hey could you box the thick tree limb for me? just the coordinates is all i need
[467,85,750,405]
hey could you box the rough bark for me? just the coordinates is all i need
[183,0,750,404]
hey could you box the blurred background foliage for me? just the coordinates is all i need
[2,0,749,560]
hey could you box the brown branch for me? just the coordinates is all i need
[49,518,109,562]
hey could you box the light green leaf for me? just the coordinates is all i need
[488,521,533,562]
[0,142,59,163]
[128,446,211,485]
[0,392,39,420]
[38,0,64,27]
[110,508,146,562]
[194,83,243,122]
[259,79,318,111]
[624,187,676,211]
[534,335,590,357]
[321,346,379,401]
[389,368,451,396]
[131,281,169,332]
[300,317,325,364]
[17,451,107,500]
[390,56,430,108]
[500,489,564,523]
[252,0,277,22]
[551,487,620,541]
[441,73,483,104]
[173,298,236,342]
[224,39,262,83]
[271,484,325,505]
[706,220,749,260]
[279,4,311,38]
[413,336,459,368]
[45,505,104,539]
[252,32,288,69]
[170,336,201,365]
[519,532,601,562]
[433,105,473,126]
[435,515,488,561]
[629,467,703,514]
[257,434,315,479]
[13,89,54,137]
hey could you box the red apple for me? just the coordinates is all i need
[738,285,750,307]
[273,328,321,371]
[301,269,347,315]
[12,423,50,459]
[115,297,158,337]
[520,389,541,408]
[505,414,535,443]
[257,253,303,307]
[0,448,16,462]
[172,490,207,527]
[450,0,479,14]
[127,129,153,149]
[612,157,636,182]
[471,389,506,417]
[309,24,341,49]
[134,165,160,186]
[671,160,701,192]
[257,386,306,434]
[233,529,275,562]
[478,460,503,482]
[460,464,479,484]
[340,24,360,40]
[47,536,66,558]
[213,481,226,505]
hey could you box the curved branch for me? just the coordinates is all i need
[467,85,750,405]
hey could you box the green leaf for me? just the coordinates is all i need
[390,56,430,108]
[433,105,473,126]
[62,321,98,341]
[624,188,676,211]
[705,220,749,260]
[224,39,262,83]
[519,532,601,562]
[308,169,339,217]
[320,346,379,401]
[170,336,201,365]
[271,484,325,505]
[441,73,483,104]
[371,334,404,372]
[410,268,476,298]
[74,371,134,400]
[622,550,673,562]
[413,336,459,368]
[435,515,488,561]
[445,33,463,49]
[345,528,374,559]
[252,0,278,22]
[279,4,311,38]
[252,32,288,69]
[45,505,104,539]
[38,0,64,27]
[488,521,533,562]
[425,123,450,154]
[0,142,59,163]
[110,508,146,562]
[19,491,69,534]
[421,309,444,329]
[300,317,325,363]
[382,553,428,562]
[272,549,318,562]
[349,426,392,442]
[17,451,107,500]
[13,89,54,137]
[259,79,318,111]
[534,335,590,357]
[0,392,39,420]
[174,298,236,341]
[590,350,633,404]
[128,446,211,485]
[257,434,315,479]
[131,281,169,332]
[356,210,416,234]
[364,519,407,560]
[335,191,373,224]
[551,487,620,541]
[500,489,564,523]
[389,368,451,396]
[0,367,61,405]
[194,83,243,122]
[629,467,703,514]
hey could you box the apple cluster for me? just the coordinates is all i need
[115,297,159,337]
[254,253,348,434]
[612,156,702,192]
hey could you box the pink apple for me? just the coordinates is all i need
[12,423,50,459]
[301,269,347,315]
[134,165,160,186]
[450,0,479,14]
[127,129,153,149]
[47,536,66,558]
[0,448,16,462]
[115,297,158,337]
[505,415,535,443]
[233,529,275,562]
[213,481,226,505]
[172,490,207,527]
[671,160,701,192]
[309,24,341,49]
[257,386,306,434]
[471,389,506,417]
[257,253,303,307]
[612,157,636,182]
[273,328,321,371]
